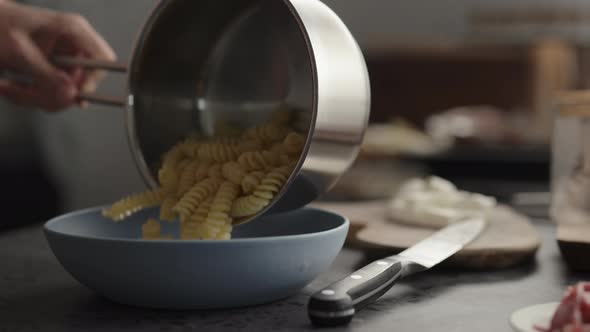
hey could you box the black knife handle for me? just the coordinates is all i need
[308,257,403,327]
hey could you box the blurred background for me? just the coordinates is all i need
[4,0,590,229]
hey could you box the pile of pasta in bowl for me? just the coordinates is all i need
[102,110,306,240]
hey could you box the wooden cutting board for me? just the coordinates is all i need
[311,200,541,269]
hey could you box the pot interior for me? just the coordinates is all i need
[126,0,316,184]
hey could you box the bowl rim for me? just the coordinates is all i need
[43,206,349,245]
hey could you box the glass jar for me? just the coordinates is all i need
[550,90,590,224]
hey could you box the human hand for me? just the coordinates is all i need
[0,1,116,111]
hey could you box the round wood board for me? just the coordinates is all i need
[312,200,541,269]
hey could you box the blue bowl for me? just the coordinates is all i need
[44,207,348,309]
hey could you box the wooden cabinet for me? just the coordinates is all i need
[364,40,578,140]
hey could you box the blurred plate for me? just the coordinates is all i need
[510,302,558,332]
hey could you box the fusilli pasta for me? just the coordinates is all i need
[104,106,306,240]
[102,189,165,221]
[159,197,178,222]
[176,160,201,197]
[237,151,269,171]
[173,178,222,221]
[207,163,223,178]
[176,159,191,174]
[231,166,292,218]
[222,162,247,185]
[230,195,270,218]
[161,142,186,168]
[283,132,306,155]
[243,123,287,143]
[209,136,240,146]
[189,197,213,225]
[198,143,238,162]
[203,182,240,237]
[158,166,178,193]
[237,139,263,153]
[241,171,265,194]
[194,162,211,181]
[180,221,200,240]
[142,218,161,239]
[179,138,201,158]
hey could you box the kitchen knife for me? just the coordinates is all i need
[307,217,486,326]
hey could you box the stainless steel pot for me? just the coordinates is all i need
[57,0,371,223]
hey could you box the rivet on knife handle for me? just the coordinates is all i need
[308,257,403,327]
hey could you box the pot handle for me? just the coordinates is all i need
[52,55,128,107]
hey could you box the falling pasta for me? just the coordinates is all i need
[102,107,305,240]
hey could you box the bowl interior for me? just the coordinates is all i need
[45,207,347,241]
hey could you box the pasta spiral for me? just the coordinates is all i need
[189,197,213,224]
[159,197,178,222]
[158,141,191,192]
[180,221,200,240]
[194,162,211,181]
[237,151,269,171]
[102,189,165,221]
[160,157,191,194]
[237,139,263,153]
[180,197,211,240]
[241,171,265,194]
[161,142,186,169]
[158,166,179,193]
[209,136,240,146]
[207,163,223,178]
[211,182,240,214]
[283,132,306,155]
[196,223,222,239]
[243,123,287,143]
[173,178,222,220]
[176,159,191,173]
[215,224,233,240]
[269,143,292,164]
[203,182,240,237]
[176,160,201,197]
[142,219,161,239]
[222,162,247,185]
[231,195,270,218]
[231,166,292,218]
[198,143,238,162]
[216,233,231,240]
[256,166,290,196]
[179,138,201,158]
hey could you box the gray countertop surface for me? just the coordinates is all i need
[0,218,584,332]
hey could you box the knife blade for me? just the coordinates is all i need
[307,217,486,327]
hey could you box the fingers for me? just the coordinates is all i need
[55,13,116,62]
[49,13,116,95]
[0,29,74,89]
[0,9,116,110]
[0,78,77,111]
[0,29,78,110]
